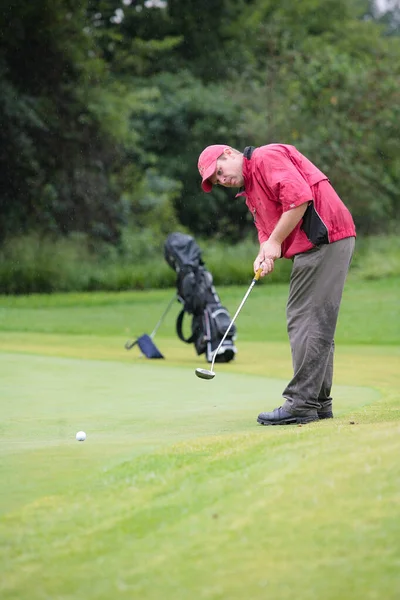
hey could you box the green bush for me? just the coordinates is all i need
[0,232,178,294]
[0,232,398,295]
[201,237,292,285]
[0,233,93,294]
[350,235,400,280]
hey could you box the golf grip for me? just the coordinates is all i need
[210,268,263,370]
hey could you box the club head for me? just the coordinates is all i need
[195,368,215,380]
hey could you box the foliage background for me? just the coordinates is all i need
[0,0,399,292]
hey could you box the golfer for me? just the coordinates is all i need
[198,143,356,425]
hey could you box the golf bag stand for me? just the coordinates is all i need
[124,294,176,358]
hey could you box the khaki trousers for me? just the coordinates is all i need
[282,237,355,415]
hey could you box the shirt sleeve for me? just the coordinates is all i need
[278,176,313,212]
[257,224,269,245]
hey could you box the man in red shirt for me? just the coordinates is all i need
[198,144,356,425]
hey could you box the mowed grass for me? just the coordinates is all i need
[0,277,399,600]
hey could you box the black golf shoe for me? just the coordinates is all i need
[318,410,333,420]
[257,406,319,426]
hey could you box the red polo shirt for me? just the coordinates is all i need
[236,144,356,258]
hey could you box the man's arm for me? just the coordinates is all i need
[254,202,309,276]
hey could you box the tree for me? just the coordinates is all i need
[224,0,400,232]
[0,0,129,241]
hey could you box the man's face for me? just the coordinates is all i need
[210,149,244,189]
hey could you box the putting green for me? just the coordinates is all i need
[1,283,399,600]
[0,338,399,600]
[0,351,379,515]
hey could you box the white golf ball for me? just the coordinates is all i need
[76,431,86,442]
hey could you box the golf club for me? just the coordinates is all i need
[195,268,263,380]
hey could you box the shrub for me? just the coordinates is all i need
[0,232,397,295]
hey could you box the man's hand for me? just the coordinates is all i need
[253,239,282,277]
[252,203,309,277]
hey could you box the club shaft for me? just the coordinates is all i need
[210,278,257,371]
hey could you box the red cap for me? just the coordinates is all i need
[198,145,229,192]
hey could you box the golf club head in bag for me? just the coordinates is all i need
[124,334,164,359]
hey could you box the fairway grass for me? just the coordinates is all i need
[0,280,399,599]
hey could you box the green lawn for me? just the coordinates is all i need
[0,278,399,600]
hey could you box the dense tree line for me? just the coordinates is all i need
[0,0,399,249]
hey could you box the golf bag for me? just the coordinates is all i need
[164,232,237,363]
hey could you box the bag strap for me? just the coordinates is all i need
[176,308,195,344]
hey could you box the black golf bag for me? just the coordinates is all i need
[164,232,237,363]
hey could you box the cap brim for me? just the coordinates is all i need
[201,179,213,193]
[201,162,217,193]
